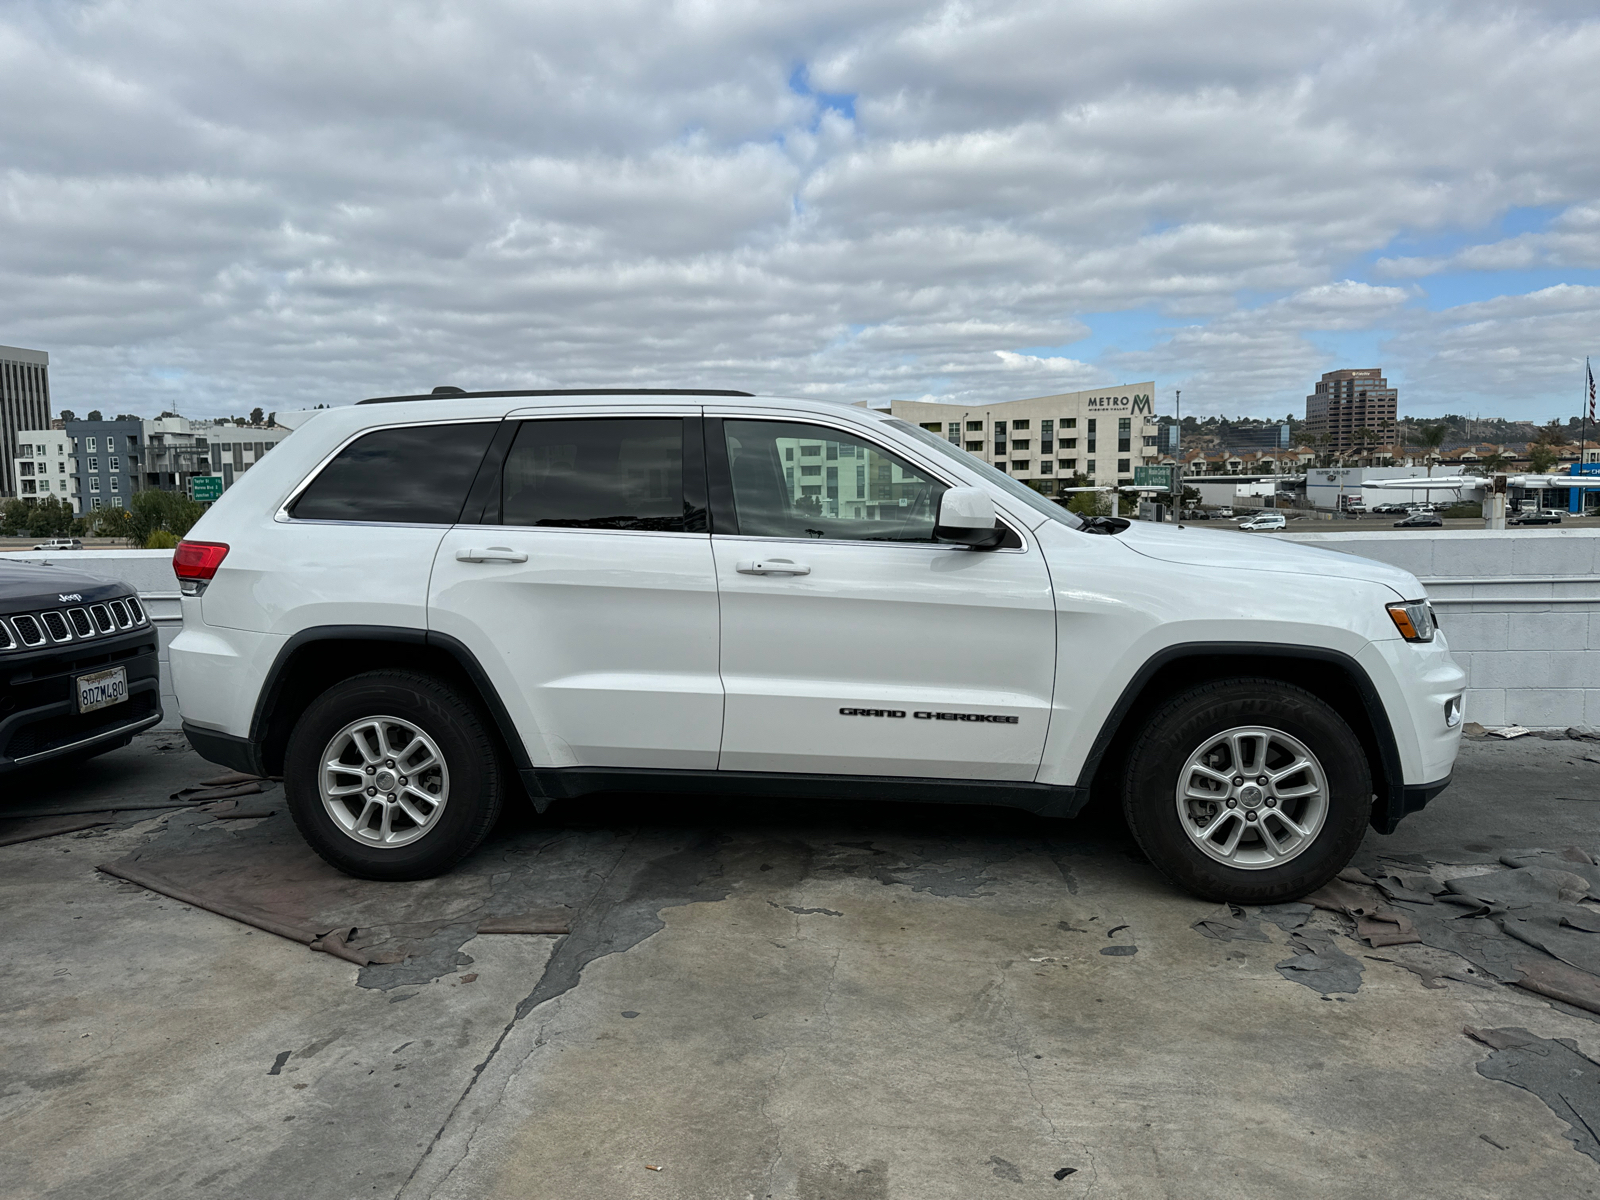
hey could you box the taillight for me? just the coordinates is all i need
[174,541,229,595]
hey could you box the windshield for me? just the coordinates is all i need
[887,419,1086,530]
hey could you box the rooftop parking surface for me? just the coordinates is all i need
[4,733,1600,1199]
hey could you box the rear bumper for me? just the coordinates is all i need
[0,631,163,773]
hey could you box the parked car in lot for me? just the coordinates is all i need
[1181,509,1212,520]
[0,561,161,773]
[170,388,1464,904]
[1238,513,1288,531]
[1394,511,1444,528]
[1510,510,1563,525]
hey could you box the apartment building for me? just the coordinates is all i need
[199,421,292,490]
[1,345,51,498]
[13,415,292,513]
[1305,369,1398,454]
[74,417,143,510]
[12,430,77,509]
[133,415,290,496]
[891,382,1160,494]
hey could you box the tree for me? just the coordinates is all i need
[1056,474,1107,517]
[1408,424,1448,475]
[267,412,276,427]
[59,409,76,422]
[1527,444,1557,474]
[87,506,133,540]
[114,413,141,422]
[86,409,104,421]
[0,498,30,536]
[249,407,264,425]
[25,496,74,539]
[1473,451,1511,476]
[125,488,205,547]
[1536,420,1570,449]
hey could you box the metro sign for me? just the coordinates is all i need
[1085,392,1155,414]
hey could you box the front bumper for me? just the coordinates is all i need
[0,629,163,773]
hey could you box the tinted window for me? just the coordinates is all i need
[502,418,687,531]
[291,422,496,524]
[724,420,944,542]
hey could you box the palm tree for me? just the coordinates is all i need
[1408,424,1448,476]
[1474,450,1512,476]
[1536,420,1570,449]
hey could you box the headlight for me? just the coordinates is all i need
[1386,599,1436,643]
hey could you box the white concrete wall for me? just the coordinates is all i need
[5,549,182,728]
[1281,528,1600,728]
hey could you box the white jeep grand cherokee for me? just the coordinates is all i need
[169,388,1464,903]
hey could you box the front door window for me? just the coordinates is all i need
[724,419,944,541]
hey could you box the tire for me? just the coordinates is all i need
[1119,678,1372,904]
[284,670,505,880]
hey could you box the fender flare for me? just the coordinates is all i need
[1072,641,1414,833]
[241,624,534,776]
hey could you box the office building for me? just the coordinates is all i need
[1221,422,1291,451]
[1305,369,1397,454]
[892,382,1160,493]
[2,345,51,498]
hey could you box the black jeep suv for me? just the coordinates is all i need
[0,560,162,773]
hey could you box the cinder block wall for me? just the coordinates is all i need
[7,550,182,729]
[1281,528,1600,728]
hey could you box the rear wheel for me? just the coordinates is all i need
[284,670,504,880]
[1120,678,1372,903]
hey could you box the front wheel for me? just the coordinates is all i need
[1120,679,1372,903]
[284,670,505,880]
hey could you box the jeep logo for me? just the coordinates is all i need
[58,593,83,603]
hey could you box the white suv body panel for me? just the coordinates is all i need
[708,528,1055,780]
[430,523,722,770]
[170,392,1464,820]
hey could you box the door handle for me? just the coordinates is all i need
[456,547,529,563]
[736,559,810,575]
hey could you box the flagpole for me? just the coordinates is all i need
[1584,357,1594,514]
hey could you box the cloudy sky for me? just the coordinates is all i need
[2,1,1598,422]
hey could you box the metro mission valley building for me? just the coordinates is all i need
[890,382,1160,495]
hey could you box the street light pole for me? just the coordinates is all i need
[1172,388,1182,517]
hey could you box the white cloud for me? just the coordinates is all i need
[0,1,1596,420]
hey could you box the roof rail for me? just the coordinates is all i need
[359,388,755,405]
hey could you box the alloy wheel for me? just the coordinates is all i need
[319,715,450,848]
[1174,725,1329,870]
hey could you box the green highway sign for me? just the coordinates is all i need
[190,474,224,503]
[1134,465,1173,489]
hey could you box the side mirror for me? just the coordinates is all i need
[935,487,1005,549]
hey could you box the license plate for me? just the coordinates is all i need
[76,666,128,714]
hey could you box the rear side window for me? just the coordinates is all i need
[501,418,687,531]
[290,422,497,524]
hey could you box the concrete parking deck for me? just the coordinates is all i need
[4,733,1600,1199]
